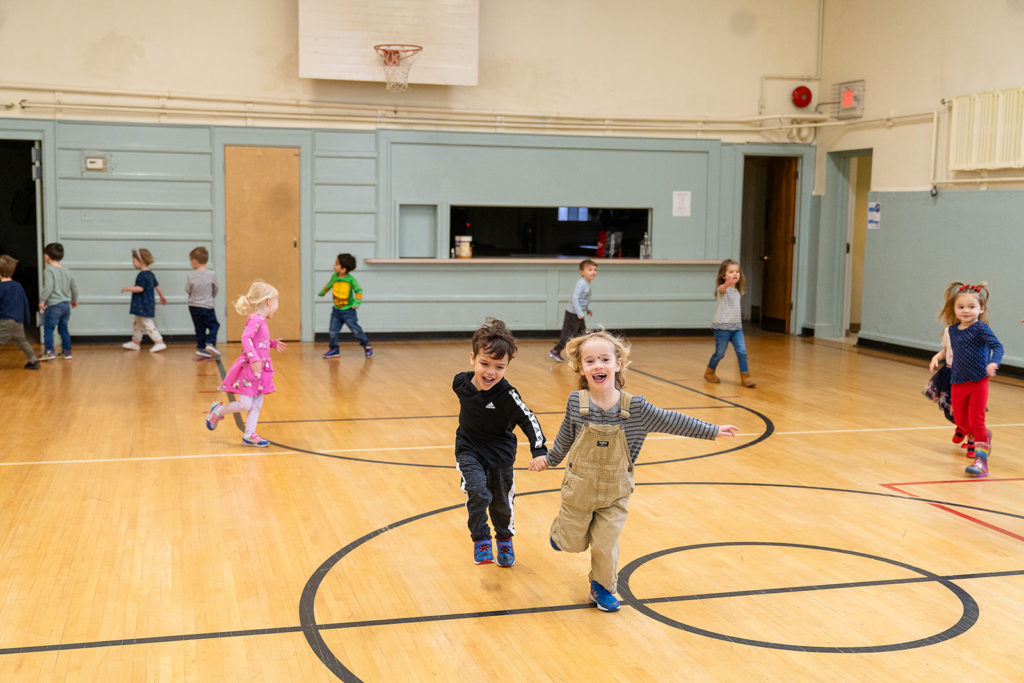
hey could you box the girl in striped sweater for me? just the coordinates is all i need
[530,329,737,612]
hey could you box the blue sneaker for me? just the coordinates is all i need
[205,402,223,431]
[323,348,340,359]
[473,539,494,564]
[242,433,270,447]
[550,536,561,551]
[496,538,515,567]
[589,581,620,612]
[364,345,374,358]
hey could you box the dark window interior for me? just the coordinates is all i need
[450,206,649,258]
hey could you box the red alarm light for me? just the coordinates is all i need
[791,86,812,108]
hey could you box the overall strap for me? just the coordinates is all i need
[577,390,590,418]
[618,391,632,419]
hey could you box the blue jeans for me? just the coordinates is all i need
[708,328,749,373]
[43,301,72,354]
[189,306,220,349]
[329,307,369,350]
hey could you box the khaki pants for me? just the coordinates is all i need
[0,319,37,362]
[131,316,163,344]
[550,395,635,594]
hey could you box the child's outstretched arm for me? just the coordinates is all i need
[717,424,739,438]
[156,285,167,305]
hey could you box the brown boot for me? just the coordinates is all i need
[740,372,756,388]
[703,367,720,383]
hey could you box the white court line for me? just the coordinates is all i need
[6,423,1023,467]
[0,450,293,467]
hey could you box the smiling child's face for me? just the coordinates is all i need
[470,350,509,391]
[579,338,620,390]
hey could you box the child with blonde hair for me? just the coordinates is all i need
[704,259,754,387]
[530,329,737,611]
[929,282,1002,477]
[121,248,167,352]
[205,281,287,447]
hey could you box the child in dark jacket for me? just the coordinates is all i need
[0,255,40,369]
[453,319,547,568]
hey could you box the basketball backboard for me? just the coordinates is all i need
[298,0,479,87]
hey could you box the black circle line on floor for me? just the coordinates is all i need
[618,541,977,654]
[0,482,1017,660]
[211,359,774,469]
[298,483,1024,681]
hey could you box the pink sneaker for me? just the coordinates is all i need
[205,402,223,431]
[242,433,269,447]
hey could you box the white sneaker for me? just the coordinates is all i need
[123,341,141,350]
[195,349,212,358]
[204,345,221,357]
[150,342,167,353]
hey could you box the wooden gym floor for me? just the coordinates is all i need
[1,333,1022,681]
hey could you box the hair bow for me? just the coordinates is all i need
[958,284,981,292]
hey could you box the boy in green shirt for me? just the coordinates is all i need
[318,253,372,358]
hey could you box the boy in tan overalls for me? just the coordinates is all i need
[530,330,737,611]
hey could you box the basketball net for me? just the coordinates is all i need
[374,44,422,92]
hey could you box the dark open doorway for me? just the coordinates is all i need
[0,140,40,342]
[740,156,798,334]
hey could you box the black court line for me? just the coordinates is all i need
[297,482,1024,680]
[3,482,1021,660]
[4,566,1021,657]
[215,362,774,469]
[257,404,735,425]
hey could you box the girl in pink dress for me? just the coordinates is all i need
[204,280,287,447]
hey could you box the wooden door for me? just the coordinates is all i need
[760,157,797,333]
[224,146,301,340]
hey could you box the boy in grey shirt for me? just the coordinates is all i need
[186,246,220,358]
[39,242,78,360]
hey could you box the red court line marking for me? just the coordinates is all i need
[881,479,1024,543]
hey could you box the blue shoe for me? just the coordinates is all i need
[496,538,515,567]
[205,402,223,431]
[550,536,561,551]
[242,433,270,447]
[364,345,374,358]
[474,539,494,564]
[589,581,620,612]
[323,348,340,359]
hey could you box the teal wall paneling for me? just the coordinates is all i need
[52,121,214,336]
[11,118,831,341]
[857,189,1023,366]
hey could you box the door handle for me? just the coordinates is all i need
[763,255,770,261]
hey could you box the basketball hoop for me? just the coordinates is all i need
[374,44,422,92]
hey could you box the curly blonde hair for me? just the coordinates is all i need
[234,280,279,316]
[938,281,989,325]
[564,328,631,390]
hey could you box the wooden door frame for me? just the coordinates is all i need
[212,128,314,341]
[735,145,813,335]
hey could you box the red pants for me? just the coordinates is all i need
[950,378,989,444]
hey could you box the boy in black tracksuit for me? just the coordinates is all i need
[453,319,547,567]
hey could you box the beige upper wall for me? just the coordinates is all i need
[817,0,1024,191]
[4,0,1024,191]
[0,0,819,120]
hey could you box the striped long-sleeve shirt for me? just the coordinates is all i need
[546,391,719,466]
